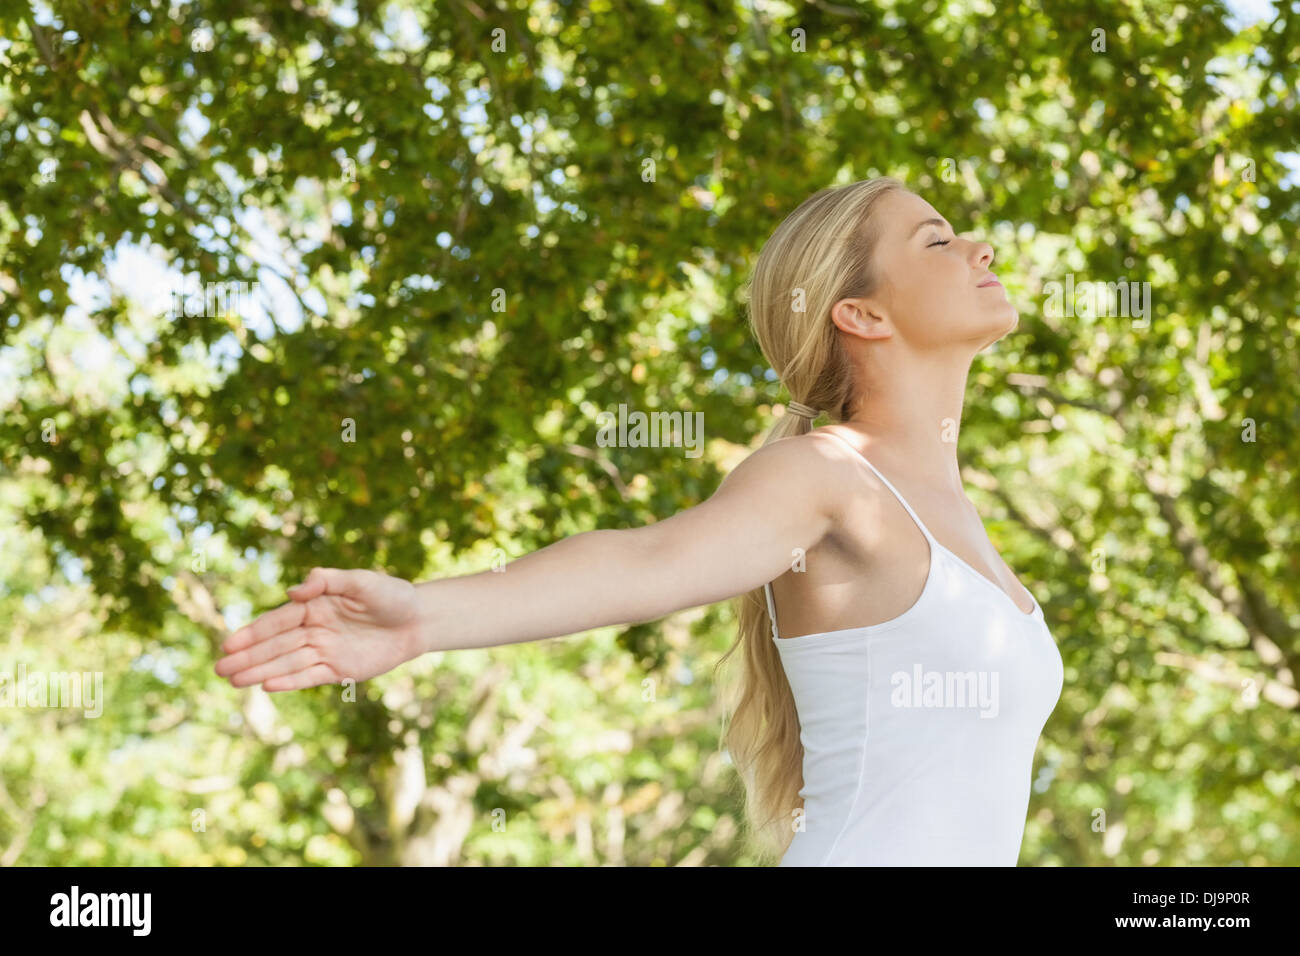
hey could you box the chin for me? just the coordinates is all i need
[977,310,1019,349]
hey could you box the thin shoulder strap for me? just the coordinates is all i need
[819,430,939,546]
[764,581,780,640]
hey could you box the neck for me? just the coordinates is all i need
[842,349,975,493]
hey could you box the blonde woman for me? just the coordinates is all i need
[215,177,1064,866]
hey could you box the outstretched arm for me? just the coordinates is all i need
[411,432,842,652]
[215,431,843,691]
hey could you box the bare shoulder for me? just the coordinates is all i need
[726,426,872,523]
[715,425,900,576]
[736,425,858,478]
[803,424,896,549]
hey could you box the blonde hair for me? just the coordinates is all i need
[714,176,907,862]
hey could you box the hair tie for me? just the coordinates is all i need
[786,400,819,419]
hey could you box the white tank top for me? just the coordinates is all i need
[765,431,1064,866]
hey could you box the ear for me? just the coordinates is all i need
[830,296,891,341]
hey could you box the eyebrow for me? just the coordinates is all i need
[908,217,951,239]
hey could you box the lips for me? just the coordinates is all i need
[977,276,1001,288]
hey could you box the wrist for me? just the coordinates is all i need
[408,576,452,656]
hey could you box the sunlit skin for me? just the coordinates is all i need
[214,187,1024,692]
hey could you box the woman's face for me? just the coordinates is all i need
[837,189,1018,350]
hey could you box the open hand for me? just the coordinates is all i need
[215,567,424,691]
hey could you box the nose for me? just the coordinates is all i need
[970,240,994,268]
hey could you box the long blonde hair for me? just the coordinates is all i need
[714,176,907,862]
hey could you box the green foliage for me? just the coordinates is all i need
[0,0,1296,864]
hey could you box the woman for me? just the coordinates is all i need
[214,177,1064,866]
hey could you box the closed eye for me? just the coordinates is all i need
[928,238,950,247]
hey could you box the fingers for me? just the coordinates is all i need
[215,628,311,678]
[221,600,307,654]
[223,644,327,688]
[218,567,368,692]
[286,570,322,601]
[263,663,339,693]
[288,567,356,602]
